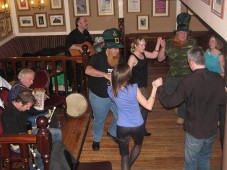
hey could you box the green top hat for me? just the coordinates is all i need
[103,28,124,49]
[176,12,191,32]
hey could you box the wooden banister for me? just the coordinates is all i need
[0,55,84,94]
[0,116,52,170]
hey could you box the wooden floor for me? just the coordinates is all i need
[60,65,223,170]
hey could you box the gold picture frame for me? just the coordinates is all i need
[35,13,47,28]
[137,15,149,30]
[97,0,114,16]
[74,0,90,16]
[152,0,169,17]
[127,0,140,13]
[17,0,30,10]
[49,14,64,26]
[50,0,63,9]
[18,15,34,27]
[211,0,224,18]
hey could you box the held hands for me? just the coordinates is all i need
[160,39,166,48]
[152,77,163,88]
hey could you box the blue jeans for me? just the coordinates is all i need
[184,132,216,170]
[89,90,118,142]
[165,77,186,119]
[32,128,62,145]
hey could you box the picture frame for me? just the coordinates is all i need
[49,14,64,26]
[97,0,114,16]
[137,15,149,30]
[0,19,7,39]
[211,0,224,18]
[152,0,169,17]
[201,0,210,5]
[6,17,13,35]
[50,0,63,9]
[18,15,34,27]
[35,13,47,28]
[127,0,140,13]
[73,0,90,16]
[17,0,30,10]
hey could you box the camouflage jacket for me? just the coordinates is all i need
[166,38,197,77]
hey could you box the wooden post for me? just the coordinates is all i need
[36,116,52,170]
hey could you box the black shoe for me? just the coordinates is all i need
[144,131,151,136]
[92,141,100,151]
[107,131,117,141]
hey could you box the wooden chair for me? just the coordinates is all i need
[0,116,52,170]
[30,69,67,120]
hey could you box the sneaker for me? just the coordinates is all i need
[177,117,184,125]
[92,141,100,151]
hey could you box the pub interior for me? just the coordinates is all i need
[0,0,226,169]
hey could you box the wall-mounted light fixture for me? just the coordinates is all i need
[31,0,45,10]
[1,2,9,14]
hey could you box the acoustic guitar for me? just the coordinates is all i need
[69,42,95,56]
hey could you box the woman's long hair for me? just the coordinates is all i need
[111,64,132,97]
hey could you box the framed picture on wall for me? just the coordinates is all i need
[17,0,30,10]
[211,0,224,18]
[74,0,90,16]
[152,0,169,17]
[6,17,13,35]
[35,13,47,28]
[137,15,149,30]
[97,0,114,16]
[201,0,210,5]
[18,15,34,27]
[50,0,63,9]
[49,14,64,26]
[127,0,140,13]
[0,19,7,39]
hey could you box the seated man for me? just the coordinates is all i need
[7,68,55,127]
[2,89,62,169]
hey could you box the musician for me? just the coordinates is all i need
[7,69,54,127]
[85,28,124,151]
[65,16,94,91]
[2,89,62,170]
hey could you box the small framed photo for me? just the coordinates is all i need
[152,0,169,17]
[201,0,210,5]
[50,0,63,9]
[74,0,90,16]
[97,0,114,16]
[211,0,224,18]
[137,15,149,30]
[0,19,7,39]
[127,0,140,13]
[35,13,47,28]
[17,0,30,10]
[18,15,34,27]
[6,17,13,35]
[49,14,64,26]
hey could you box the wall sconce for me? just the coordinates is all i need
[1,3,9,14]
[31,0,45,10]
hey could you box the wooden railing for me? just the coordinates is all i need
[0,116,52,170]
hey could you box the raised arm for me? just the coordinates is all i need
[144,37,162,59]
[157,39,166,62]
[137,77,162,110]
